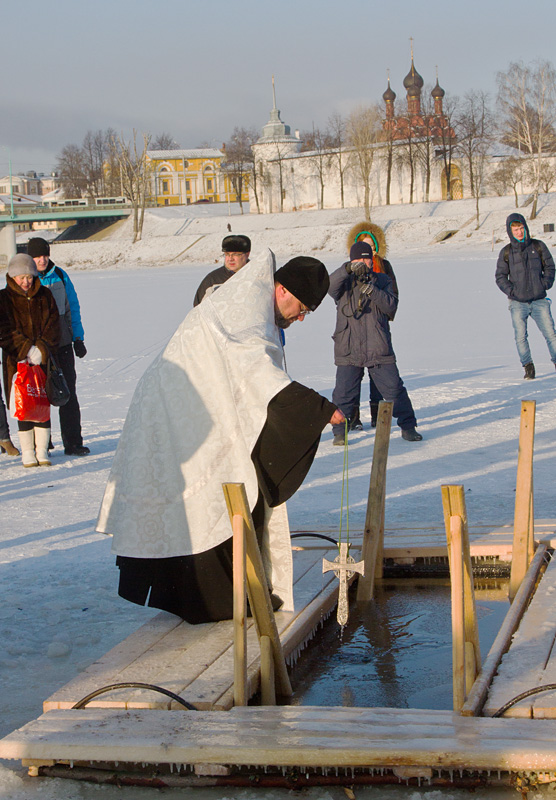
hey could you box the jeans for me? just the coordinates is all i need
[509,298,556,366]
[332,363,417,435]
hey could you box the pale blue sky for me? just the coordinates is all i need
[2,0,556,176]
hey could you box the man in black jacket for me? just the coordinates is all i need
[329,242,421,444]
[193,234,251,306]
[495,213,556,379]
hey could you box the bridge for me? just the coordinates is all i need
[0,205,132,225]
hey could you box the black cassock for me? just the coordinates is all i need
[117,382,336,623]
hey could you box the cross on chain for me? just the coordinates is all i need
[322,542,365,627]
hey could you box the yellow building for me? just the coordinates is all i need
[147,148,249,207]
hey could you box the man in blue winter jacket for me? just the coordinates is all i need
[27,237,89,455]
[495,213,556,379]
[329,241,422,445]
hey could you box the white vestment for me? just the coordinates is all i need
[96,249,294,609]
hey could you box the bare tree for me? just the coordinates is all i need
[437,93,460,201]
[327,111,348,208]
[457,90,495,227]
[395,125,418,204]
[55,144,88,198]
[305,126,332,209]
[537,158,556,193]
[497,60,556,218]
[346,105,382,219]
[270,142,292,213]
[110,131,152,243]
[488,156,524,206]
[151,133,181,150]
[223,127,256,214]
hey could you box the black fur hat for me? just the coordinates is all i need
[274,256,329,311]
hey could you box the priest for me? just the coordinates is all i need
[97,250,344,623]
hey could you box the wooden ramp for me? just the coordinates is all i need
[3,706,556,779]
[43,546,348,712]
[485,549,556,718]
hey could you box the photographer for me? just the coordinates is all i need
[329,241,422,445]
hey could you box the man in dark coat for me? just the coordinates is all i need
[329,241,421,445]
[193,234,251,306]
[495,213,556,379]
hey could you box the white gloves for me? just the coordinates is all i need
[27,346,43,365]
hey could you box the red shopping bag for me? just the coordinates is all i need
[10,361,50,423]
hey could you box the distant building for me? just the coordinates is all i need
[250,60,463,213]
[146,149,249,207]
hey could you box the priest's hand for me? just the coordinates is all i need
[329,409,345,425]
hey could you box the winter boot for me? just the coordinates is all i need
[348,406,363,431]
[333,433,345,446]
[370,402,379,428]
[34,426,52,466]
[524,363,535,380]
[0,438,20,456]
[401,428,423,442]
[18,429,38,468]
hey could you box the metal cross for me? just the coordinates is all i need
[322,542,365,627]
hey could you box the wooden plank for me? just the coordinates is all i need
[483,547,554,718]
[4,707,556,772]
[232,512,247,706]
[222,482,292,698]
[357,401,393,601]
[450,516,466,711]
[441,486,481,676]
[463,543,548,717]
[510,400,536,600]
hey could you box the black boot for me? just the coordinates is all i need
[524,363,535,380]
[370,403,379,428]
[349,406,363,431]
[401,428,423,442]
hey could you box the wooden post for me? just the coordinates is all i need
[356,401,393,602]
[232,513,247,706]
[222,482,292,700]
[510,400,536,601]
[450,515,466,711]
[259,636,276,706]
[441,485,481,680]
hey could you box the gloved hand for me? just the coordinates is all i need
[27,346,43,365]
[346,260,369,278]
[73,340,87,358]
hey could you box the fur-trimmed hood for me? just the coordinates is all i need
[346,221,388,258]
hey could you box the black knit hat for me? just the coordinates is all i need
[222,234,251,253]
[350,241,374,261]
[27,237,50,258]
[274,256,329,311]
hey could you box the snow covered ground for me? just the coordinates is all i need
[2,196,556,799]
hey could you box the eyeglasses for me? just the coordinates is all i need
[298,302,311,317]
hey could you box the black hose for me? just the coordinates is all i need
[72,682,197,710]
[492,683,556,717]
[291,533,339,546]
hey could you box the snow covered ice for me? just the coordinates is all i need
[2,195,556,799]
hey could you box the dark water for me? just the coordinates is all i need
[291,579,509,710]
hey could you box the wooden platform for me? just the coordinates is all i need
[3,522,556,786]
[485,548,556,718]
[4,706,556,777]
[43,546,347,712]
[295,520,556,564]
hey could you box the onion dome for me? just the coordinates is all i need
[431,78,445,99]
[383,78,396,103]
[403,59,424,92]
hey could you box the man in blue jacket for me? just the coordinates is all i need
[329,241,421,445]
[495,213,556,379]
[27,238,89,455]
